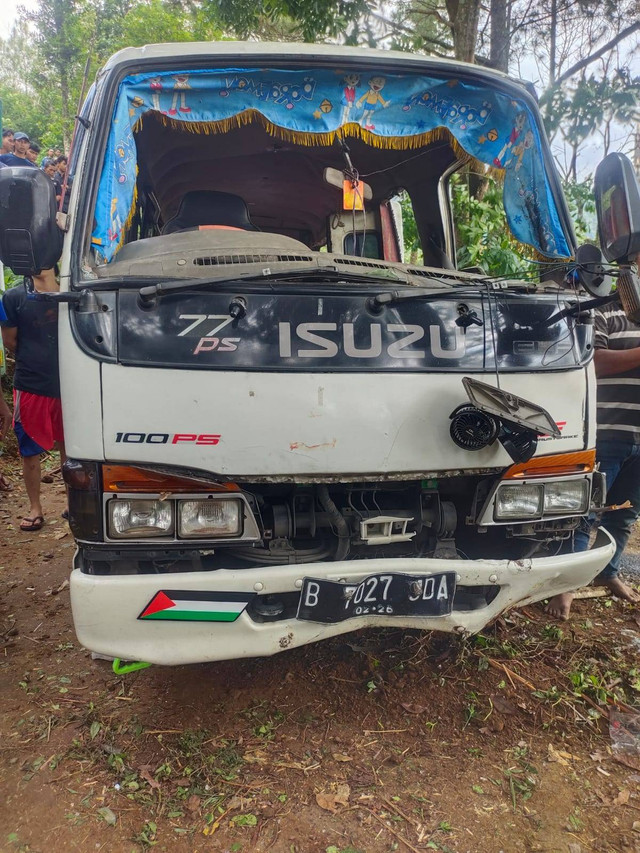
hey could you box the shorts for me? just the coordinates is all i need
[13,390,64,457]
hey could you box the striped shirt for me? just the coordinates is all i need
[595,305,640,441]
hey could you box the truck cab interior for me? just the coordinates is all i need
[95,111,467,271]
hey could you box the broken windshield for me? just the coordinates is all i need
[89,65,572,272]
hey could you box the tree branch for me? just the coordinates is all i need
[553,20,640,89]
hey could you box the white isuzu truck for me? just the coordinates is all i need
[4,42,640,666]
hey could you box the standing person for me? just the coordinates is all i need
[41,148,55,168]
[1,129,14,155]
[27,142,41,163]
[43,161,57,181]
[54,156,71,212]
[0,298,13,492]
[0,132,37,167]
[547,302,640,618]
[0,269,65,531]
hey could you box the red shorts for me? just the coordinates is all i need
[13,390,64,453]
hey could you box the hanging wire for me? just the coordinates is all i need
[484,281,501,390]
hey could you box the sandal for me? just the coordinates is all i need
[20,515,45,532]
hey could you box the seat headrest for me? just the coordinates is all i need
[163,191,256,234]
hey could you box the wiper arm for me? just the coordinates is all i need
[368,286,481,311]
[137,266,408,305]
[368,279,534,312]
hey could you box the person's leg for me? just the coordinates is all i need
[22,452,43,520]
[13,420,47,529]
[546,439,630,619]
[595,442,640,603]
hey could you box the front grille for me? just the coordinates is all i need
[194,254,314,266]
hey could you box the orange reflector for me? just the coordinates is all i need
[102,465,239,493]
[503,449,596,480]
[343,179,364,210]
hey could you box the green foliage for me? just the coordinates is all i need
[209,0,371,42]
[451,172,533,277]
[0,0,223,150]
[399,192,422,264]
[3,267,22,290]
[562,178,596,244]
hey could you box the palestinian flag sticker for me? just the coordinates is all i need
[138,590,254,622]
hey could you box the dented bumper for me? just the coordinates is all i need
[70,529,614,666]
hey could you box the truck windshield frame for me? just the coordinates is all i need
[70,47,575,289]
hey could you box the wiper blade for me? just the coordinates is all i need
[138,265,408,304]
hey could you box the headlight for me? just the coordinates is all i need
[543,480,589,514]
[109,499,174,538]
[178,499,242,538]
[495,484,543,520]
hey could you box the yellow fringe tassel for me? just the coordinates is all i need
[140,108,491,168]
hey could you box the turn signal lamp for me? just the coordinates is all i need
[102,465,239,493]
[502,449,595,480]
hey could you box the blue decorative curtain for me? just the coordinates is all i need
[92,67,572,262]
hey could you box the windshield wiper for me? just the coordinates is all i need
[137,266,410,305]
[368,280,534,311]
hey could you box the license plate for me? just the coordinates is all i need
[296,572,456,624]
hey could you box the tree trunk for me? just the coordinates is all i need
[445,0,481,63]
[489,0,509,72]
[59,66,71,152]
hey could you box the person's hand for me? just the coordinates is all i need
[0,393,12,441]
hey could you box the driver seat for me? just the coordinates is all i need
[162,191,257,234]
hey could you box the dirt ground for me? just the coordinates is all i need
[1,463,640,853]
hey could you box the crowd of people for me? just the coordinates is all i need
[0,128,71,211]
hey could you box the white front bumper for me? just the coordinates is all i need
[70,529,614,665]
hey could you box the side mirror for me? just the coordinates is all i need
[594,152,640,263]
[0,167,63,275]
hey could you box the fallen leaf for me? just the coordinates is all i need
[334,783,350,806]
[589,750,607,762]
[139,766,161,790]
[315,783,350,812]
[400,703,428,715]
[97,806,117,826]
[186,794,201,813]
[315,792,340,813]
[632,820,640,833]
[596,766,611,777]
[613,754,640,772]
[547,743,580,765]
[613,789,631,806]
[54,530,68,540]
[491,695,517,715]
[332,753,353,762]
[568,844,583,853]
[243,748,269,764]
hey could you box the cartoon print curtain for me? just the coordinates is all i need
[91,68,572,262]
